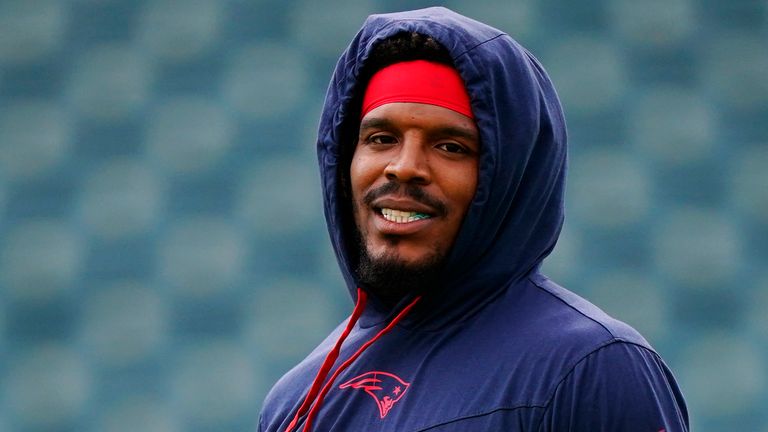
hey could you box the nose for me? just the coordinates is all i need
[383,138,430,184]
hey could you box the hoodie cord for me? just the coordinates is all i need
[284,288,368,432]
[285,288,422,432]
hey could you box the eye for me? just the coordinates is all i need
[366,134,398,145]
[435,142,468,154]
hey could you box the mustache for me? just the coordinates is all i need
[362,181,448,217]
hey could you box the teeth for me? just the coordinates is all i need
[381,208,431,223]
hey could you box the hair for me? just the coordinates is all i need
[359,32,454,83]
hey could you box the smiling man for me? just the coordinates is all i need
[259,7,689,432]
[351,59,480,306]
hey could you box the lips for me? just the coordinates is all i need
[369,197,439,235]
[373,197,436,217]
[380,208,432,223]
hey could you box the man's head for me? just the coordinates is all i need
[318,8,567,319]
[349,33,479,304]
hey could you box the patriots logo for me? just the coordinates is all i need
[339,371,411,418]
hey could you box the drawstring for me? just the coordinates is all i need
[285,288,422,432]
[285,288,368,432]
[302,293,421,431]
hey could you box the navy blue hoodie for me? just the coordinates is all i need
[259,7,689,432]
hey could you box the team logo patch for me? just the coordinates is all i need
[339,371,410,418]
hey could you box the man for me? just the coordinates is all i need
[260,7,688,432]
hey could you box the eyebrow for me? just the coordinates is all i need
[359,117,395,132]
[359,117,479,143]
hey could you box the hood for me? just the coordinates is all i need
[317,7,567,329]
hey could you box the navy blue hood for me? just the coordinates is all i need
[317,7,567,328]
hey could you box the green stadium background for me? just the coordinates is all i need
[0,1,766,431]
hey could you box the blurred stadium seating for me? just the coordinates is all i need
[0,0,766,431]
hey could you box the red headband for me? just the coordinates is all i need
[361,60,474,119]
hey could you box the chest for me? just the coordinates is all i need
[264,325,566,432]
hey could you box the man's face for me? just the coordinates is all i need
[350,102,479,269]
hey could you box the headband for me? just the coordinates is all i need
[361,60,474,119]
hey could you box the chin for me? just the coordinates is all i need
[357,244,445,305]
[369,243,442,270]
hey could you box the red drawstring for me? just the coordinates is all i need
[302,294,421,431]
[285,288,422,432]
[284,288,368,432]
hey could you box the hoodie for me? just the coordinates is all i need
[259,7,689,432]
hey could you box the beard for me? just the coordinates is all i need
[352,180,452,306]
[355,232,445,307]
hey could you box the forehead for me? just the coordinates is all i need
[359,102,478,139]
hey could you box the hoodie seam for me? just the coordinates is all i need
[410,404,547,432]
[363,18,505,61]
[528,275,617,340]
[455,32,507,58]
[533,340,661,431]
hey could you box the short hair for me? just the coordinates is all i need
[360,31,454,80]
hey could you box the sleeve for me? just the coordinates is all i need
[538,341,689,432]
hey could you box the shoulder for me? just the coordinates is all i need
[453,273,664,408]
[538,341,689,431]
[519,274,689,431]
[469,273,657,387]
[525,272,652,348]
[484,273,653,367]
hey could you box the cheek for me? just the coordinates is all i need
[349,156,365,202]
[349,152,383,199]
[444,166,478,214]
